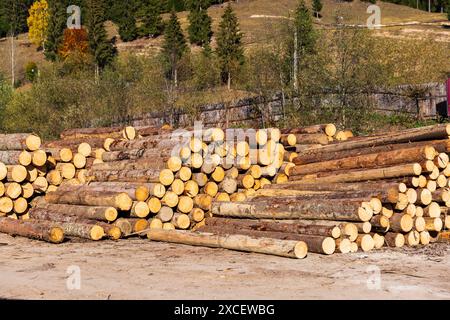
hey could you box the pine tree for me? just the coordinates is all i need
[447,0,450,20]
[187,0,212,47]
[117,0,138,42]
[216,3,244,90]
[294,0,316,55]
[312,0,323,18]
[85,0,116,76]
[290,0,317,91]
[45,0,68,61]
[162,10,187,87]
[140,0,164,38]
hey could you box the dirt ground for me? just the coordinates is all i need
[0,233,449,300]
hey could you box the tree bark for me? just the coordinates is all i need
[211,198,371,221]
[291,145,435,175]
[86,168,161,183]
[45,189,133,211]
[290,163,422,183]
[0,133,41,151]
[147,229,308,259]
[297,124,450,160]
[33,201,118,221]
[198,225,335,255]
[204,217,341,238]
[0,217,64,243]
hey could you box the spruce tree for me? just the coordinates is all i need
[140,0,164,38]
[312,0,323,18]
[187,0,212,47]
[291,0,317,91]
[294,0,316,55]
[216,3,244,90]
[45,0,68,61]
[447,0,450,20]
[162,10,187,87]
[85,0,116,75]
[117,0,138,42]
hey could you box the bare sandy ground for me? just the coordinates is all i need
[0,233,449,300]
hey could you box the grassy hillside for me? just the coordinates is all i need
[0,0,448,86]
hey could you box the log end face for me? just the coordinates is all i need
[90,225,105,241]
[49,227,64,243]
[105,207,118,222]
[322,237,336,255]
[294,241,308,259]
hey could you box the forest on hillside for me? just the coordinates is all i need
[1,0,449,38]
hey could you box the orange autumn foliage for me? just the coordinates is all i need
[58,28,89,59]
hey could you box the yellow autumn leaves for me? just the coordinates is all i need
[27,0,49,49]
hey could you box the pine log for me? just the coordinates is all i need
[204,217,341,238]
[299,125,450,158]
[281,124,337,136]
[147,229,308,259]
[0,134,41,151]
[45,190,132,211]
[0,150,32,166]
[0,217,63,243]
[197,225,335,255]
[211,199,372,221]
[34,201,118,221]
[291,146,435,176]
[60,126,124,140]
[291,163,422,183]
[86,168,161,183]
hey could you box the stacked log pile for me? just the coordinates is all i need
[0,133,45,220]
[204,124,450,256]
[82,126,298,234]
[1,123,449,260]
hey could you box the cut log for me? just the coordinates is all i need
[335,238,351,254]
[184,180,199,197]
[218,177,237,194]
[7,165,27,183]
[87,168,161,183]
[178,196,194,214]
[0,133,41,151]
[147,229,308,259]
[5,182,22,199]
[389,214,413,232]
[156,206,174,222]
[171,213,191,229]
[0,217,63,243]
[282,124,337,136]
[384,232,405,247]
[291,146,436,176]
[130,201,150,218]
[211,199,372,222]
[45,190,132,211]
[194,194,213,211]
[356,234,375,252]
[297,124,450,160]
[161,191,179,208]
[176,167,192,181]
[291,163,422,183]
[204,217,341,238]
[196,225,335,255]
[147,197,162,214]
[35,202,118,221]
[189,208,205,223]
[291,133,329,145]
[114,218,132,236]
